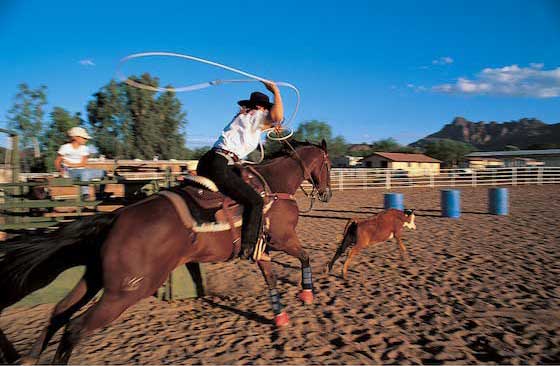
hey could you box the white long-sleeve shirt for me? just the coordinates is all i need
[213,109,267,158]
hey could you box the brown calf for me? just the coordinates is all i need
[325,209,416,279]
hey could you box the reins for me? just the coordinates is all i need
[281,140,328,214]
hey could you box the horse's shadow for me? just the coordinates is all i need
[298,214,352,220]
[360,206,490,216]
[312,208,377,215]
[201,298,272,326]
[271,259,299,270]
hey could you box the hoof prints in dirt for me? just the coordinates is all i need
[2,186,560,364]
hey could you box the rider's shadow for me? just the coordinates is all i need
[201,298,273,326]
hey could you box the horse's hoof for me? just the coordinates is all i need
[298,289,314,305]
[19,356,38,365]
[274,312,290,327]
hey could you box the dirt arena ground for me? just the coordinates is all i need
[3,185,560,364]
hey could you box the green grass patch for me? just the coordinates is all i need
[9,265,205,308]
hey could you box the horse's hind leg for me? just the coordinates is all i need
[325,236,348,274]
[185,262,205,297]
[21,267,101,365]
[395,233,409,260]
[342,246,364,280]
[0,325,20,364]
[257,260,289,327]
[52,293,133,365]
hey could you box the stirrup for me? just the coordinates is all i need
[252,234,270,262]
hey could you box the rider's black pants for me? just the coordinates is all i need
[197,149,264,258]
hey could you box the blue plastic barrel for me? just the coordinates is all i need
[441,189,461,218]
[384,193,404,210]
[489,188,508,215]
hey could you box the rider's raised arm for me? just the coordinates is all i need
[262,81,283,129]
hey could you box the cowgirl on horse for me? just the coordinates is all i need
[197,81,283,260]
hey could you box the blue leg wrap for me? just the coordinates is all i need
[269,289,283,315]
[302,266,313,290]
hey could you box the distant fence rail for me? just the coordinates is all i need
[15,167,560,191]
[323,167,560,190]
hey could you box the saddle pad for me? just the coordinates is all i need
[158,191,242,233]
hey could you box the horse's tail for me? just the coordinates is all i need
[0,213,117,308]
[325,219,358,273]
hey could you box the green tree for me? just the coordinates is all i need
[370,138,401,152]
[87,80,128,158]
[329,135,348,157]
[6,83,47,171]
[87,74,188,159]
[294,120,348,156]
[424,139,476,167]
[294,120,333,142]
[347,138,420,157]
[154,87,188,159]
[125,75,160,159]
[41,107,82,171]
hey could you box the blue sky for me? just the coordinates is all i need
[1,0,559,148]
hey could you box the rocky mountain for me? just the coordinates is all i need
[411,117,560,151]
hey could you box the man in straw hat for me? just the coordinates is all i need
[197,81,284,261]
[54,126,106,201]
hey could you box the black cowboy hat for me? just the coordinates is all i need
[237,91,273,110]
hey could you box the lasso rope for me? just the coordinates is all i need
[115,52,300,132]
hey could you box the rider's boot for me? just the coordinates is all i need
[239,219,268,261]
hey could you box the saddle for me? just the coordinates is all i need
[158,165,295,259]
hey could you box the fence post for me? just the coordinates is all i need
[512,167,517,186]
[339,172,343,191]
[385,170,391,190]
[430,172,434,187]
[538,167,543,185]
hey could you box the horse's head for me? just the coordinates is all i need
[403,208,416,230]
[294,139,332,203]
[312,139,332,202]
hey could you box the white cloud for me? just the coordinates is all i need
[432,56,454,65]
[432,63,560,98]
[406,83,427,92]
[79,59,96,67]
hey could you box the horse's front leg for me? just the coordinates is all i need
[278,235,314,305]
[257,260,289,327]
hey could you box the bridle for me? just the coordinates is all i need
[282,140,331,213]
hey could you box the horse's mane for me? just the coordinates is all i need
[260,139,323,164]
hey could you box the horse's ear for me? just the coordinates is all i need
[321,139,327,151]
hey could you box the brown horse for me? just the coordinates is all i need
[325,209,416,280]
[0,140,332,365]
